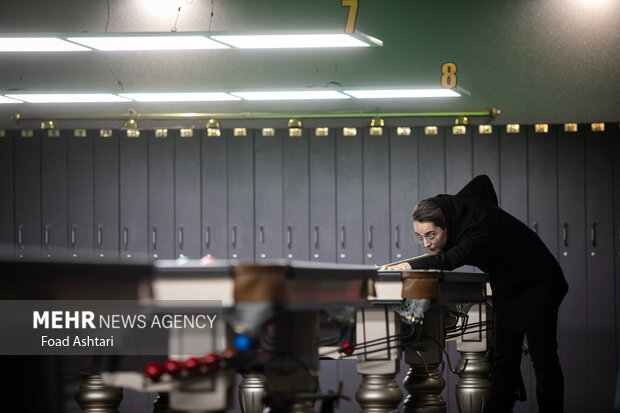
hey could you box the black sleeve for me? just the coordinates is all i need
[456,175,498,206]
[407,224,490,270]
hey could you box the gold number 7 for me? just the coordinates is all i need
[342,0,358,34]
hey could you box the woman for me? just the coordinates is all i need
[383,175,568,413]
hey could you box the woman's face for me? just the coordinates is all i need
[413,221,448,253]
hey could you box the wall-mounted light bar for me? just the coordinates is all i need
[0,31,382,52]
[1,88,463,103]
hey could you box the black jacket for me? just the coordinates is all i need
[408,175,568,331]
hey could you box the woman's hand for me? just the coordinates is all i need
[377,262,412,271]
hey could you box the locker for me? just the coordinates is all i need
[254,129,284,261]
[41,130,67,259]
[67,129,94,259]
[336,129,363,264]
[499,125,534,413]
[282,130,310,260]
[309,129,336,263]
[120,130,148,261]
[362,129,390,265]
[557,126,588,411]
[94,129,120,259]
[202,129,228,260]
[388,127,418,263]
[14,129,41,258]
[417,126,446,257]
[0,130,13,254]
[175,129,202,259]
[227,130,254,260]
[584,125,616,410]
[473,125,500,188]
[148,129,175,260]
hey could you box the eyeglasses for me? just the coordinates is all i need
[413,230,441,244]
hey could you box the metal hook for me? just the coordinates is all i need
[414,349,445,380]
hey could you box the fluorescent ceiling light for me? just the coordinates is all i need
[343,89,461,98]
[211,34,375,49]
[5,94,131,103]
[67,36,229,51]
[230,91,350,100]
[0,37,90,52]
[119,92,240,102]
[0,96,23,104]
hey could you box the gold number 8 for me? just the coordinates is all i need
[441,63,457,89]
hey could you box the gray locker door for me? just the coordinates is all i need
[499,125,534,413]
[175,129,202,259]
[309,129,336,263]
[446,125,474,274]
[557,126,588,411]
[444,125,474,411]
[417,126,446,257]
[282,130,309,260]
[0,130,14,255]
[67,130,94,259]
[362,129,390,265]
[148,129,174,260]
[14,130,41,258]
[336,129,362,264]
[389,127,418,263]
[227,129,254,260]
[584,126,616,410]
[614,126,620,357]
[527,125,558,250]
[41,130,67,259]
[255,129,283,261]
[94,130,120,260]
[473,126,500,186]
[202,129,228,260]
[120,130,148,261]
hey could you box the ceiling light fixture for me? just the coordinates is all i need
[230,90,349,100]
[343,89,460,98]
[0,96,23,104]
[211,32,381,48]
[0,37,90,52]
[5,94,131,103]
[118,92,240,102]
[67,35,229,51]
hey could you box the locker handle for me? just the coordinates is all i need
[151,227,157,250]
[44,225,50,248]
[591,222,596,248]
[205,226,211,249]
[532,221,538,234]
[395,225,400,249]
[287,226,292,249]
[368,225,373,249]
[178,226,184,250]
[123,226,129,250]
[71,225,77,249]
[259,226,264,244]
[17,225,23,249]
[562,223,568,247]
[232,226,237,249]
[314,226,319,249]
[97,225,103,249]
[340,226,345,249]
